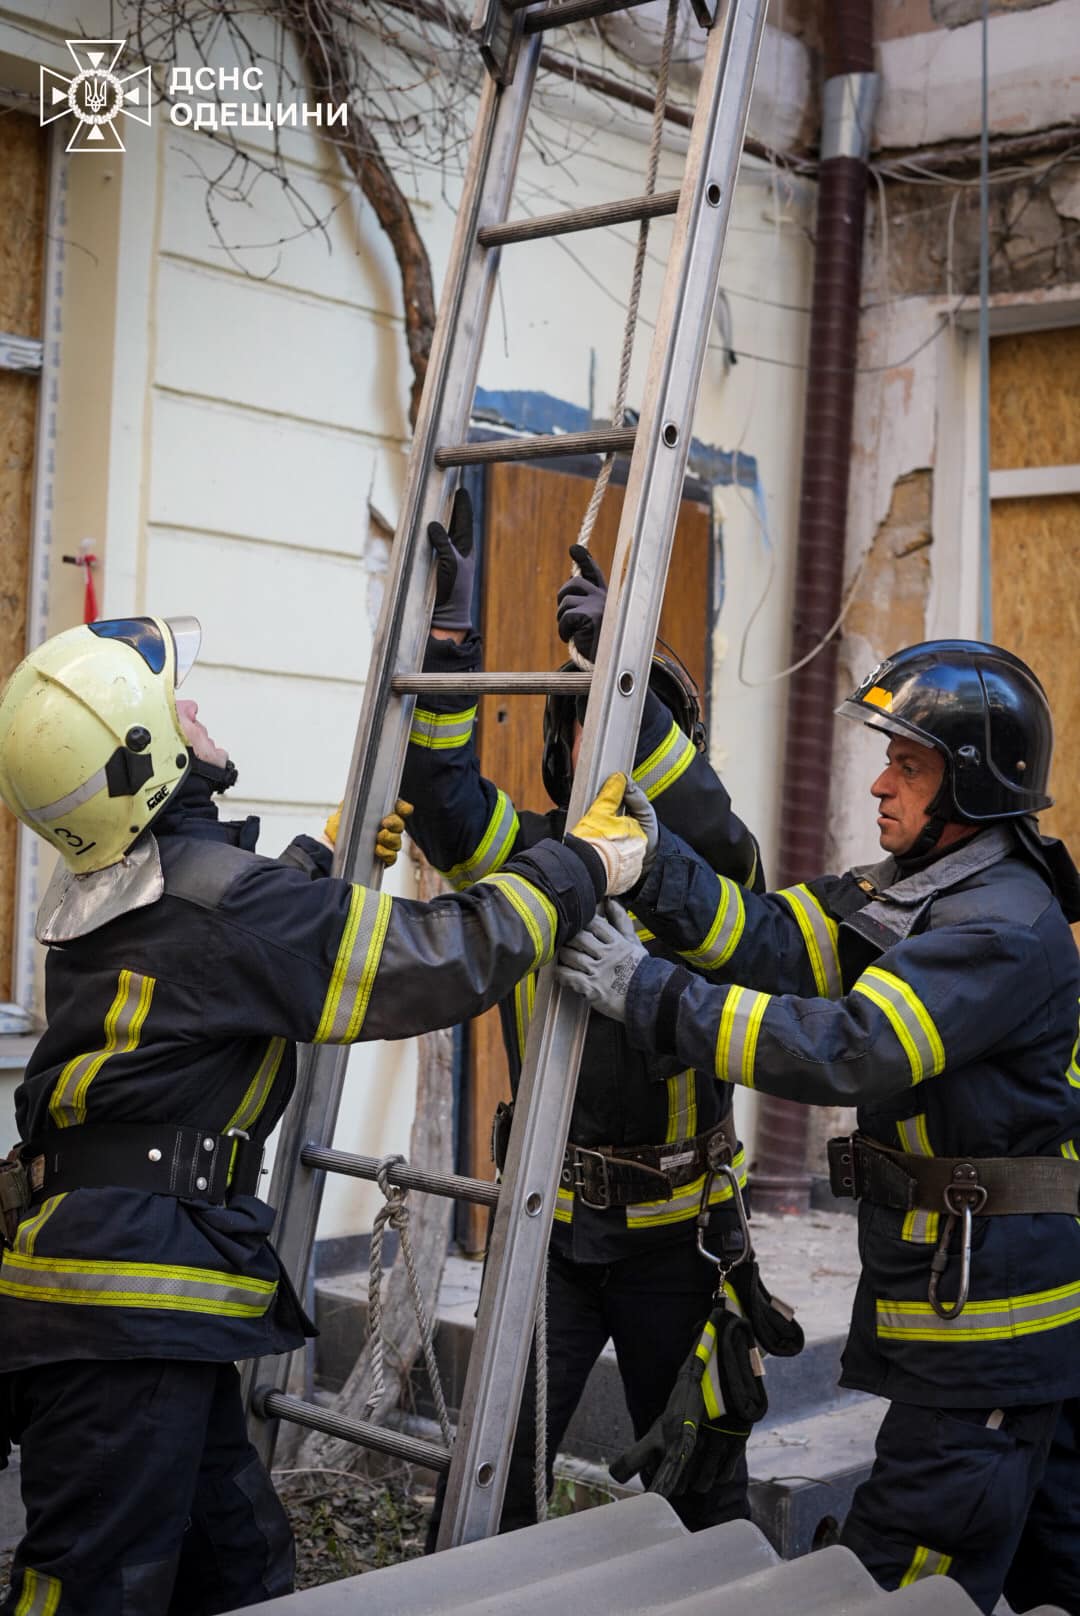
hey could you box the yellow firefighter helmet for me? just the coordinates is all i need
[0,616,202,873]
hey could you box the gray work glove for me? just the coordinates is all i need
[429,487,476,632]
[556,901,647,1022]
[556,545,607,663]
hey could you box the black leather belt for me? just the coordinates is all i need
[563,1115,738,1211]
[828,1133,1080,1216]
[25,1122,265,1206]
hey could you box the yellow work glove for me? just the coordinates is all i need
[375,800,414,866]
[568,773,656,896]
[321,800,414,866]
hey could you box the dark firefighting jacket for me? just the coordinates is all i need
[0,778,606,1370]
[622,820,1080,1406]
[400,632,762,1263]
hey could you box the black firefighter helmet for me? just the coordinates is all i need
[836,639,1054,822]
[542,642,707,807]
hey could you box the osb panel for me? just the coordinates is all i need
[990,328,1080,470]
[0,112,48,337]
[0,371,39,999]
[843,469,932,658]
[0,112,46,998]
[991,495,1080,864]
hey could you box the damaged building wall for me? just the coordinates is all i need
[828,0,1080,883]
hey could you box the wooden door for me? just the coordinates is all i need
[458,460,713,1252]
[0,115,49,997]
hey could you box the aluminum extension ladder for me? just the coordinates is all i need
[242,0,767,1550]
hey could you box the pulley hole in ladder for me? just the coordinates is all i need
[525,1191,543,1216]
[477,1462,495,1487]
[706,182,722,207]
[662,421,679,448]
[497,706,509,724]
[617,670,635,697]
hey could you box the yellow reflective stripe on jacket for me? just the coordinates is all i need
[896,1115,939,1243]
[226,1036,287,1136]
[48,968,155,1128]
[14,1567,62,1616]
[877,1277,1080,1342]
[409,705,477,750]
[479,872,557,970]
[900,1545,953,1584]
[314,886,392,1044]
[1063,1139,1079,1161]
[852,967,945,1085]
[714,989,771,1090]
[0,1250,276,1318]
[695,1318,725,1419]
[777,884,842,998]
[626,1149,748,1230]
[634,721,695,802]
[665,1072,697,1144]
[513,972,537,1061]
[1067,1001,1080,1089]
[13,1194,67,1258]
[443,789,519,891]
[631,913,656,944]
[554,1186,574,1224]
[679,878,745,971]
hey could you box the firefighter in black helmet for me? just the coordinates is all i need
[557,639,1080,1614]
[403,499,797,1539]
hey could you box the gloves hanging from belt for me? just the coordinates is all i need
[727,1254,804,1358]
[609,1287,768,1499]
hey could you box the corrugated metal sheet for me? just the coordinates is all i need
[234,1494,1066,1615]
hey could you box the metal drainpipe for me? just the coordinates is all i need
[750,6,880,1216]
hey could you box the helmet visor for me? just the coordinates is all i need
[167,617,202,686]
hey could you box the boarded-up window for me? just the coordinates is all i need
[990,328,1080,869]
[459,460,712,1251]
[0,114,49,997]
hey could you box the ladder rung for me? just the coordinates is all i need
[254,1389,453,1472]
[301,1143,499,1207]
[523,0,656,31]
[435,426,635,467]
[393,671,592,697]
[479,189,680,248]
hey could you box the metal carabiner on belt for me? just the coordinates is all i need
[927,1164,988,1319]
[695,1136,751,1288]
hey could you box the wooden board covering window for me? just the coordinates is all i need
[990,330,1080,918]
[459,460,712,1252]
[0,114,49,998]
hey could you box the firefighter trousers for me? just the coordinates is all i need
[0,1359,294,1615]
[1005,1397,1080,1615]
[840,1398,1061,1614]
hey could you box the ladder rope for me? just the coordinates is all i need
[363,1154,455,1450]
[533,1257,550,1521]
[569,0,680,653]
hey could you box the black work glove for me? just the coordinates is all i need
[429,487,476,632]
[556,544,607,663]
[609,1298,767,1499]
[727,1256,804,1358]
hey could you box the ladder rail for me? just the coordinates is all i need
[435,0,768,1547]
[242,36,543,1462]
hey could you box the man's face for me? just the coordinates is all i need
[176,698,229,769]
[870,736,947,855]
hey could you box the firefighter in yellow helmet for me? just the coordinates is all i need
[0,613,654,1616]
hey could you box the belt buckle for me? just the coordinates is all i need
[573,1147,611,1211]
